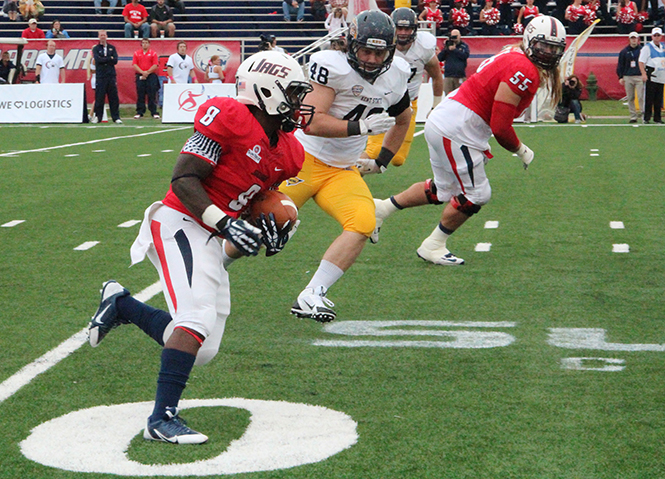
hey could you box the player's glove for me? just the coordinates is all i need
[355,158,386,176]
[515,143,534,170]
[219,217,262,256]
[359,112,396,135]
[202,204,262,256]
[257,213,296,257]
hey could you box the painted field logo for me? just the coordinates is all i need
[20,398,358,476]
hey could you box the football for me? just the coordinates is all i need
[248,190,298,230]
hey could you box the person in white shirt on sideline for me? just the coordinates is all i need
[35,39,65,83]
[166,41,197,84]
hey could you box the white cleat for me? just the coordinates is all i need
[416,245,465,266]
[290,285,336,322]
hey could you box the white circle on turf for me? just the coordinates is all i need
[20,398,358,476]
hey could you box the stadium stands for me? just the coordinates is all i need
[0,0,657,50]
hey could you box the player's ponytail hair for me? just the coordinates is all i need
[540,66,562,107]
[516,42,562,107]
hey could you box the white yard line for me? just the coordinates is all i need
[0,281,162,404]
[0,127,190,158]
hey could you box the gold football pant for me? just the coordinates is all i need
[278,152,375,236]
[364,98,418,167]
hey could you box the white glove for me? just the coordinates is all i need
[355,158,386,176]
[515,143,534,170]
[359,112,395,135]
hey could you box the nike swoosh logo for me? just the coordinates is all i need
[303,299,314,308]
[154,429,177,443]
[275,168,283,171]
[93,304,111,324]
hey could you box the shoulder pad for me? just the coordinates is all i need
[416,31,437,50]
[308,50,352,76]
[391,56,412,76]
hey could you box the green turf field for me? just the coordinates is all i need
[1,106,665,478]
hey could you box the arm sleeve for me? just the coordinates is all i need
[490,100,520,151]
[387,90,411,117]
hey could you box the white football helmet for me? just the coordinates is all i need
[235,51,314,132]
[522,15,567,71]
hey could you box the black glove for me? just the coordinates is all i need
[257,213,292,257]
[217,216,262,256]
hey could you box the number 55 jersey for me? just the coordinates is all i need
[452,46,540,125]
[295,49,410,169]
[428,46,540,151]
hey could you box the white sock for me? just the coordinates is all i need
[421,224,450,250]
[375,197,399,220]
[305,260,344,292]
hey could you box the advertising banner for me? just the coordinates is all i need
[0,83,85,123]
[438,35,628,99]
[162,83,236,123]
[0,38,242,105]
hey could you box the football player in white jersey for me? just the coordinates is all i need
[279,10,412,322]
[166,41,197,84]
[363,7,443,168]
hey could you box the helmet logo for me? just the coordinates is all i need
[366,38,387,48]
[250,58,293,79]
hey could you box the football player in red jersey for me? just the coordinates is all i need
[87,50,313,444]
[372,16,566,265]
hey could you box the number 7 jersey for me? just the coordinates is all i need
[452,46,541,124]
[295,50,411,169]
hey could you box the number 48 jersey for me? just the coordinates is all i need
[295,50,410,169]
[452,47,541,124]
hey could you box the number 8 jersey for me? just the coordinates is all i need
[163,97,305,222]
[295,50,411,169]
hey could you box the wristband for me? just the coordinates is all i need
[202,204,228,230]
[376,147,394,169]
[431,95,442,109]
[347,121,361,136]
[35,74,40,82]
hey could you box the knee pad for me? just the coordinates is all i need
[390,154,406,167]
[424,179,443,205]
[450,194,481,216]
[194,345,220,366]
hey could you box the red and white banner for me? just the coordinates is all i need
[438,35,629,100]
[162,83,235,123]
[1,38,241,105]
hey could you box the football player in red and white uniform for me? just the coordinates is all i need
[87,50,313,444]
[372,15,566,265]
